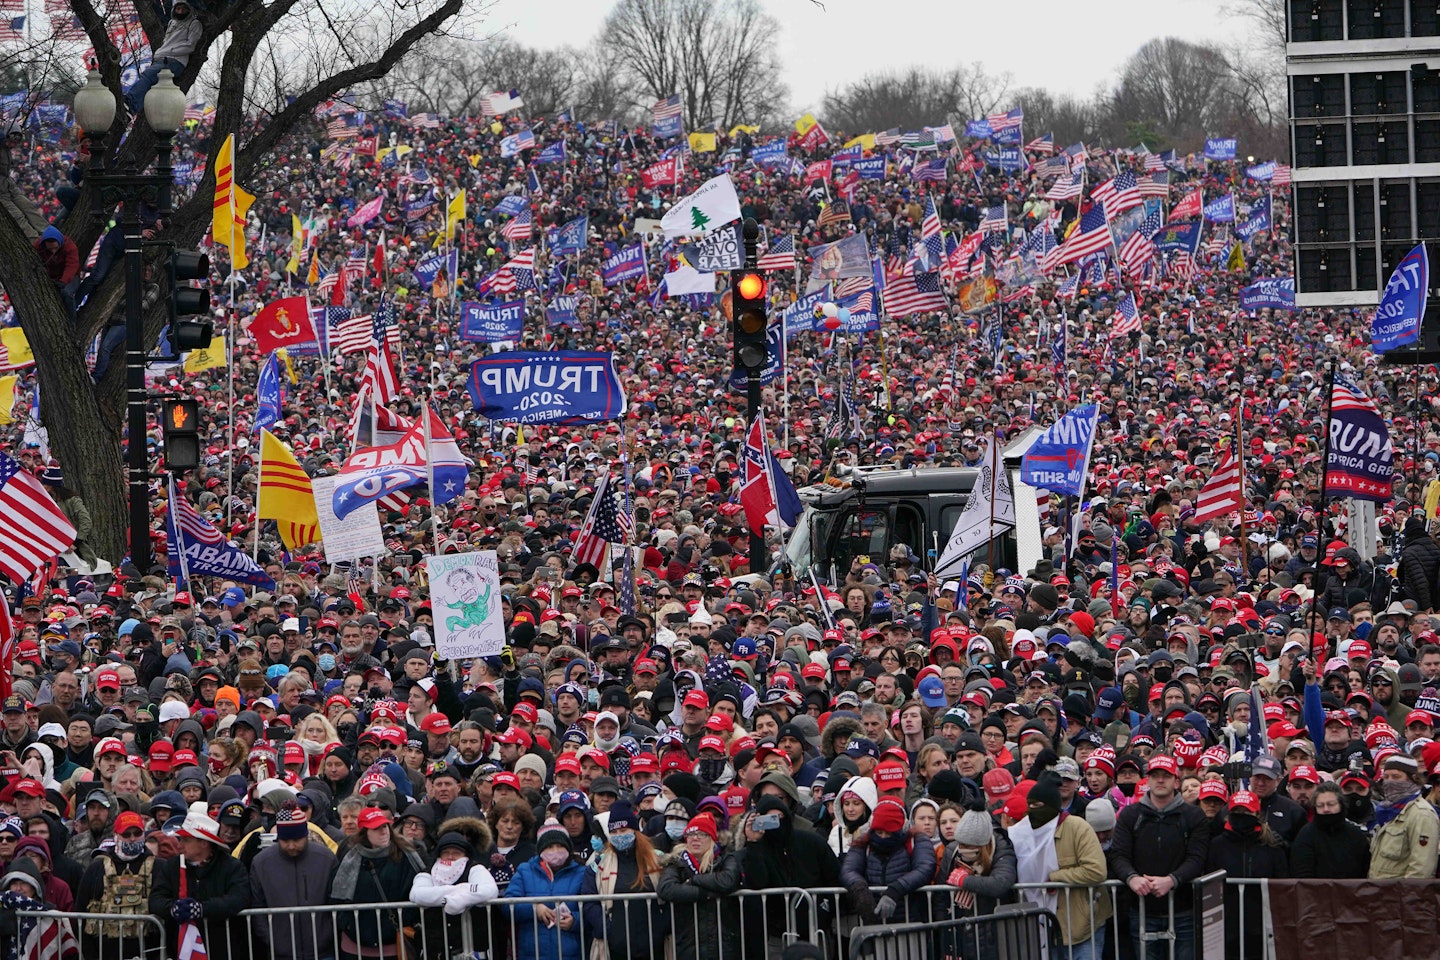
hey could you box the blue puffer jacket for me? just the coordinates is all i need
[503,855,587,960]
[839,826,937,922]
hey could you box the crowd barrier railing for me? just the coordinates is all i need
[17,909,168,960]
[846,901,1059,960]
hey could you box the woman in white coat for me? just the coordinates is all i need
[409,822,500,959]
[828,776,878,857]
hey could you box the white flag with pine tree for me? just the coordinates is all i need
[661,173,742,238]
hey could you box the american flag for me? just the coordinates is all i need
[1272,164,1292,187]
[1056,206,1112,264]
[410,113,441,129]
[1143,151,1166,172]
[0,14,23,41]
[480,89,524,116]
[1091,171,1143,217]
[1111,292,1141,337]
[987,108,1023,132]
[1045,172,1083,202]
[363,339,400,406]
[0,455,75,584]
[979,203,1007,233]
[652,94,682,122]
[183,100,206,121]
[911,157,947,182]
[343,249,367,284]
[1193,449,1243,523]
[1051,312,1066,370]
[500,207,533,241]
[884,271,948,317]
[573,472,629,567]
[1025,133,1055,155]
[757,233,795,271]
[326,116,359,140]
[1138,170,1169,197]
[1166,250,1195,282]
[1056,272,1079,298]
[817,199,851,230]
[15,910,78,960]
[874,128,902,146]
[481,248,536,296]
[1118,207,1163,275]
[0,588,12,699]
[920,196,944,263]
[170,484,225,546]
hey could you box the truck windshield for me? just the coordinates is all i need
[785,505,831,573]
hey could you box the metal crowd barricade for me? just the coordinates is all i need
[846,902,1058,960]
[19,909,168,960]
[236,900,457,960]
[1219,876,1274,960]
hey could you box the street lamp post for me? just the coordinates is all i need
[73,69,186,571]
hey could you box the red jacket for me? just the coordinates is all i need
[34,228,79,285]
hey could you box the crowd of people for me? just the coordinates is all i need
[0,14,1438,960]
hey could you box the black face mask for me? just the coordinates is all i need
[1314,811,1347,831]
[1152,666,1174,683]
[1344,794,1373,823]
[1117,781,1137,797]
[1028,804,1059,827]
[172,7,189,18]
[1227,811,1262,836]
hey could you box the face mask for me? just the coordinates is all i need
[172,7,189,19]
[610,832,635,852]
[595,734,619,752]
[319,655,336,672]
[665,820,688,840]
[587,689,600,708]
[1344,794,1373,822]
[430,857,467,885]
[1227,811,1261,836]
[541,848,570,868]
[1028,805,1059,828]
[261,813,276,830]
[1314,811,1347,831]
[1152,666,1173,683]
[1379,779,1416,804]
[209,756,227,775]
[1117,781,1137,797]
[116,839,147,861]
[956,847,980,863]
[697,758,729,783]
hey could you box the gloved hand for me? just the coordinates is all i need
[171,898,203,922]
[848,882,874,918]
[875,895,897,920]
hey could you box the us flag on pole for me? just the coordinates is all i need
[757,233,794,271]
[1091,171,1143,217]
[0,454,75,585]
[1193,449,1243,523]
[1111,292,1141,337]
[652,94,682,121]
[573,472,629,567]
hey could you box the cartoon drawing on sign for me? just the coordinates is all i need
[441,566,492,637]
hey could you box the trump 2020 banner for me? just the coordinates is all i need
[1020,403,1099,497]
[1372,243,1428,354]
[1204,137,1237,160]
[459,300,526,343]
[1324,375,1395,502]
[1239,277,1295,312]
[467,351,627,424]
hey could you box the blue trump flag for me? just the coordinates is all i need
[333,410,469,519]
[534,141,566,164]
[1373,243,1429,353]
[468,351,628,424]
[782,286,830,337]
[459,300,526,343]
[492,195,528,217]
[728,320,785,391]
[1240,277,1295,311]
[653,115,683,139]
[853,157,886,179]
[751,140,788,166]
[601,244,646,285]
[548,215,588,256]
[415,249,457,288]
[1153,221,1203,255]
[965,119,992,138]
[1236,195,1272,240]
[1324,375,1395,501]
[1202,193,1236,223]
[255,353,283,432]
[1204,137,1237,160]
[166,482,275,589]
[545,295,582,328]
[1020,404,1099,496]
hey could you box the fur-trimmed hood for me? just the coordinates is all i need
[435,815,493,852]
[820,714,864,761]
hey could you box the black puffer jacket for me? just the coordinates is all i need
[1398,525,1440,611]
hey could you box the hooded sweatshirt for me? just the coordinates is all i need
[827,775,877,856]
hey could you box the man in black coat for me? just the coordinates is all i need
[1290,783,1371,878]
[1112,754,1209,960]
[1397,516,1440,611]
[149,806,252,960]
[1248,756,1307,845]
[739,795,842,958]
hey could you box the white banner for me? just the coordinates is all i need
[425,550,506,659]
[311,473,386,562]
[935,438,1016,576]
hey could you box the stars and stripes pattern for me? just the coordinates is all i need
[1111,292,1141,337]
[1137,170,1169,197]
[500,207,533,241]
[1091,171,1143,217]
[363,339,400,407]
[573,471,630,567]
[987,108,1023,132]
[1045,172,1083,201]
[884,271,948,316]
[170,485,226,546]
[410,113,441,130]
[0,454,75,585]
[756,233,795,271]
[1056,206,1112,264]
[1025,134,1055,155]
[1118,208,1163,276]
[1272,164,1292,187]
[920,196,944,264]
[979,203,1007,233]
[1193,449,1244,523]
[652,94,682,121]
[481,249,537,296]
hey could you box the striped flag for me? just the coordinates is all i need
[1111,292,1141,337]
[0,589,12,699]
[1025,133,1055,155]
[1045,172,1083,201]
[920,196,944,264]
[1091,171,1143,217]
[362,339,400,407]
[573,472,627,567]
[1193,449,1243,523]
[884,271,948,316]
[1272,164,1292,187]
[500,207,533,241]
[979,203,1007,233]
[652,94,682,121]
[1137,170,1170,197]
[480,89,524,116]
[1056,206,1112,264]
[0,454,75,584]
[757,233,795,271]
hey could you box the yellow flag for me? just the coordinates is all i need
[276,348,297,384]
[258,429,321,551]
[468,153,482,168]
[286,213,304,275]
[212,133,256,270]
[795,113,818,135]
[516,425,525,446]
[728,124,760,138]
[1426,477,1440,520]
[845,133,877,151]
[183,336,227,373]
[0,328,34,371]
[688,132,717,153]
[0,375,17,425]
[446,190,467,241]
[1227,241,1245,273]
[306,252,319,286]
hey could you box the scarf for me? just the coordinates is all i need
[1371,789,1420,831]
[679,849,709,875]
[331,844,394,901]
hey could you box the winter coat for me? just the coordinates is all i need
[34,226,78,285]
[936,827,1019,918]
[656,850,742,960]
[1112,794,1210,908]
[74,848,161,960]
[249,839,339,960]
[1047,812,1111,946]
[827,775,877,857]
[409,860,499,959]
[1205,826,1290,959]
[579,846,669,959]
[149,851,253,960]
[839,825,937,923]
[1398,529,1440,611]
[1369,796,1440,879]
[1291,815,1371,878]
[328,845,425,953]
[503,855,587,960]
[738,797,841,947]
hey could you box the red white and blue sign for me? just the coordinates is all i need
[1324,375,1395,502]
[1371,243,1428,353]
[1020,403,1098,497]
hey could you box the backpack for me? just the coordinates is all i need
[85,855,155,938]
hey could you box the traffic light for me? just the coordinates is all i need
[162,397,201,472]
[169,249,212,350]
[731,269,768,370]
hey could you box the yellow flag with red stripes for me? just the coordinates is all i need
[258,429,320,550]
[212,133,256,270]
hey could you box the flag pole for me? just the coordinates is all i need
[252,421,263,563]
[1236,397,1248,580]
[168,476,191,587]
[1307,358,1337,648]
[424,405,440,558]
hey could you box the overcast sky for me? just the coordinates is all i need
[491,0,1254,114]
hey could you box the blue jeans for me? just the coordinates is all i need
[1130,902,1193,960]
[1059,925,1106,960]
[125,58,184,113]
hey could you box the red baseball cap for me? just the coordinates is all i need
[682,689,710,711]
[874,761,908,789]
[1198,780,1229,802]
[698,735,727,755]
[628,754,659,775]
[172,749,198,768]
[95,670,121,691]
[1346,640,1372,660]
[147,740,174,772]
[420,714,452,735]
[498,727,532,749]
[1229,789,1261,814]
[172,592,192,606]
[1289,764,1320,784]
[634,659,659,676]
[704,714,734,734]
[801,663,827,681]
[511,702,539,724]
[1406,710,1434,728]
[721,786,750,813]
[1146,754,1179,777]
[11,778,43,798]
[491,772,521,792]
[554,755,583,775]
